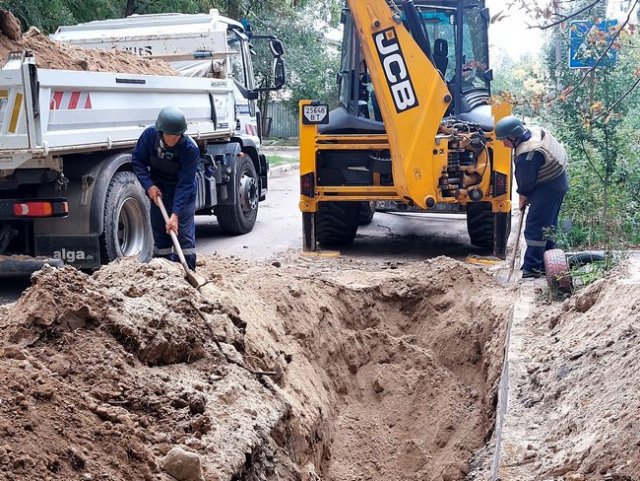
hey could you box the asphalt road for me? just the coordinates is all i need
[196,166,478,262]
[0,165,482,303]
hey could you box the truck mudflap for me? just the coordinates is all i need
[0,257,64,276]
[34,235,101,269]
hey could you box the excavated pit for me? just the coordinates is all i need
[0,256,514,481]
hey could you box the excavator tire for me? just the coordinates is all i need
[466,202,494,249]
[317,201,359,247]
[466,201,510,259]
[357,201,376,226]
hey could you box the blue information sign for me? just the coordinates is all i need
[569,19,619,69]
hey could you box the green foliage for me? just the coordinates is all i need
[551,21,640,250]
[248,3,341,116]
[1,0,75,34]
[498,1,640,251]
[126,0,217,16]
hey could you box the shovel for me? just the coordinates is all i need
[496,204,527,285]
[155,197,201,289]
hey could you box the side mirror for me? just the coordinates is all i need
[481,7,490,22]
[274,57,286,89]
[270,39,284,57]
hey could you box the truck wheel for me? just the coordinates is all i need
[466,202,510,259]
[217,155,259,235]
[317,201,359,247]
[544,248,572,293]
[100,171,153,263]
[357,201,376,226]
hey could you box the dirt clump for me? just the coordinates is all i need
[0,255,514,480]
[0,10,176,75]
[0,9,21,41]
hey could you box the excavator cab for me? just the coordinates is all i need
[332,0,494,132]
[299,0,512,258]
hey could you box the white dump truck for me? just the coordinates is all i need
[0,10,284,273]
[50,9,272,140]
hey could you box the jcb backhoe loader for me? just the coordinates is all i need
[299,0,512,258]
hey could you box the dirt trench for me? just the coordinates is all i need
[0,255,514,481]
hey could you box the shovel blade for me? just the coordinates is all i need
[184,270,204,289]
[496,267,522,285]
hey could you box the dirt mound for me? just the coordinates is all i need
[0,255,514,480]
[495,259,640,481]
[0,10,176,75]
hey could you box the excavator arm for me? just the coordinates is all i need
[348,0,451,208]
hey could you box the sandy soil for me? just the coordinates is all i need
[0,10,176,75]
[0,255,513,481]
[1,251,638,481]
[492,258,640,481]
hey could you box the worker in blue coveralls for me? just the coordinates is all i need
[131,106,200,270]
[495,115,569,279]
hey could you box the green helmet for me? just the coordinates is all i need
[494,115,526,140]
[155,106,187,135]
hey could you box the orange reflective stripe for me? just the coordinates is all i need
[0,90,8,98]
[9,92,22,133]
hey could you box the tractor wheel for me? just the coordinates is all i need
[466,202,510,259]
[317,201,359,247]
[544,248,572,293]
[357,201,376,226]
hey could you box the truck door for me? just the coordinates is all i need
[227,28,258,138]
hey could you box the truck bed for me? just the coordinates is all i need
[0,54,234,169]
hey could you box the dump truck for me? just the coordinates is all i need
[0,10,284,274]
[50,9,272,141]
[299,0,513,258]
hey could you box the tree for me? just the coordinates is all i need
[497,0,640,248]
[246,0,341,134]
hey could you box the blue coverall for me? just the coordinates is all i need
[131,126,200,270]
[515,131,569,274]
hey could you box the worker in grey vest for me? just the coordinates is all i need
[495,115,569,278]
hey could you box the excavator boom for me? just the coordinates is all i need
[348,0,451,208]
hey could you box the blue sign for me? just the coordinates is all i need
[569,19,619,69]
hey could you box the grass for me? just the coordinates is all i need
[262,138,299,147]
[267,154,299,166]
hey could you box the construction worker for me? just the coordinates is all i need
[495,115,569,278]
[131,106,200,270]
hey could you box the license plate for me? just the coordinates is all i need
[302,104,329,124]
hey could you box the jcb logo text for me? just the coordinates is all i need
[373,28,418,113]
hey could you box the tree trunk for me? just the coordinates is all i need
[124,0,136,17]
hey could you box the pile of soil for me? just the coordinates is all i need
[0,9,176,75]
[0,255,513,481]
[493,259,640,481]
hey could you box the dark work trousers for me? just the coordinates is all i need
[522,174,569,272]
[149,187,197,270]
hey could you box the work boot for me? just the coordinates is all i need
[521,269,544,279]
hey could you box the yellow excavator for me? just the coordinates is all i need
[299,0,513,258]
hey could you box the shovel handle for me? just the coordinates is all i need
[509,204,527,271]
[155,197,191,271]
